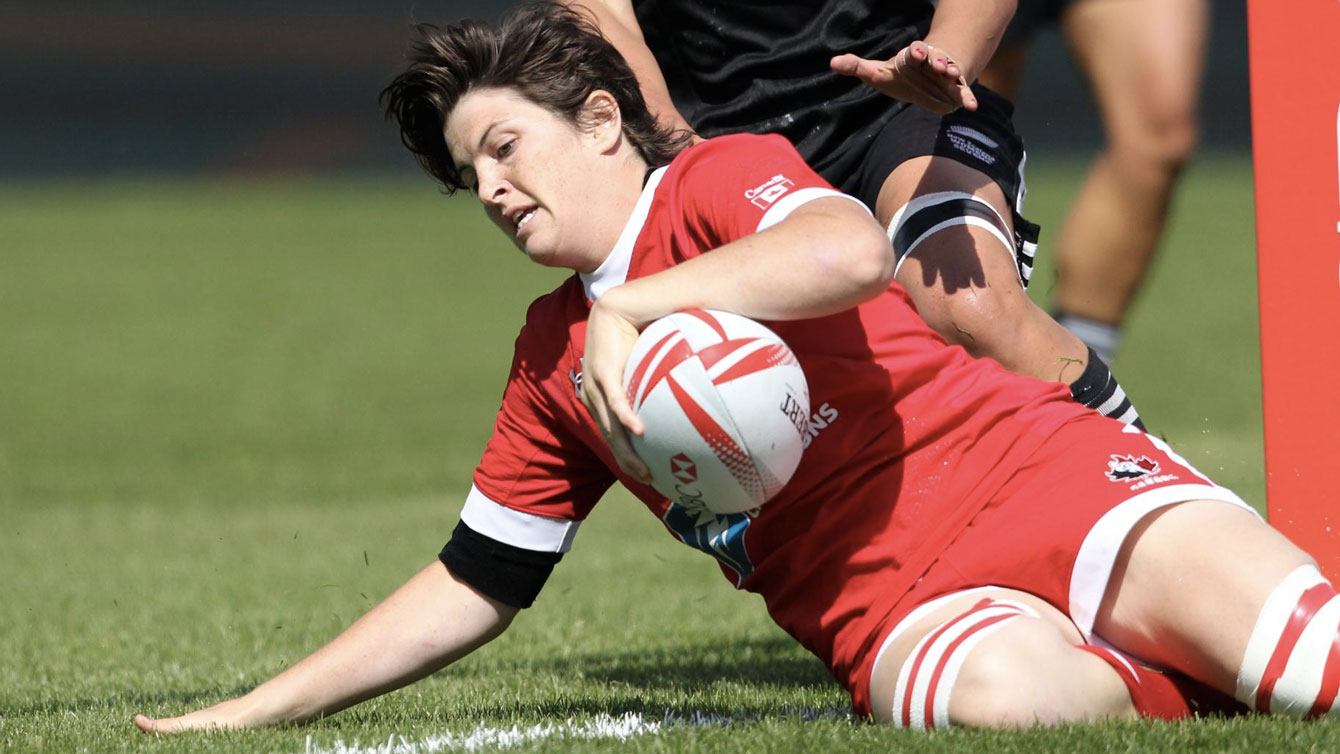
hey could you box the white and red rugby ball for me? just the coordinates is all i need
[622,308,809,514]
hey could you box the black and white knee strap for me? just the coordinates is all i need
[886,191,1023,283]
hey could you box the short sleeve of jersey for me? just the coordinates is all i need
[670,133,870,251]
[473,295,616,529]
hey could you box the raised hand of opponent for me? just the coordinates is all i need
[831,41,978,114]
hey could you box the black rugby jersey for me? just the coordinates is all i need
[633,0,934,176]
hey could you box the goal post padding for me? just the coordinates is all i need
[1248,0,1340,579]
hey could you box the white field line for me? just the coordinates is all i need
[299,707,849,754]
[302,713,657,754]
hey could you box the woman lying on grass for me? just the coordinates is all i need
[137,2,1340,731]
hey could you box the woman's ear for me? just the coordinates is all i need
[582,90,623,152]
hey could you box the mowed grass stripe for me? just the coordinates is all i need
[1,178,564,509]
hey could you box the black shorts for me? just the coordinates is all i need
[818,85,1041,288]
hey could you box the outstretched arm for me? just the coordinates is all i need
[831,0,1016,113]
[561,0,699,139]
[134,561,517,733]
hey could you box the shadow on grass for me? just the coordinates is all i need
[534,634,830,689]
[8,636,837,727]
[427,634,846,723]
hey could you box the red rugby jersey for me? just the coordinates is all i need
[461,133,1081,712]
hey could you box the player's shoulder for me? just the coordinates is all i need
[513,276,586,360]
[676,133,804,166]
[663,133,815,198]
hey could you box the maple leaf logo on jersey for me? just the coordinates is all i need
[670,453,698,484]
[1105,454,1160,482]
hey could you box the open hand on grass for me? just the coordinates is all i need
[133,702,247,734]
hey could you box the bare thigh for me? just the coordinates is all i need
[1097,499,1318,691]
[1063,0,1207,153]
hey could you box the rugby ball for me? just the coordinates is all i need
[623,309,809,514]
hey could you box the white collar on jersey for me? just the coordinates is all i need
[580,166,667,302]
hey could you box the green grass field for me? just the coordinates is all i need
[5,154,1337,753]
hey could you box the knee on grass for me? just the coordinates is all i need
[890,599,1134,729]
[948,623,1135,728]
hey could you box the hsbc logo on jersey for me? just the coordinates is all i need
[670,453,698,484]
[1106,454,1159,482]
[745,174,795,209]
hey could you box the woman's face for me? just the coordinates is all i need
[445,87,621,272]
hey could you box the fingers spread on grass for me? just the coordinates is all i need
[134,711,237,734]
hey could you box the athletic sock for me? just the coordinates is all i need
[1069,346,1145,430]
[1078,645,1246,720]
[1057,311,1122,364]
[1236,565,1340,717]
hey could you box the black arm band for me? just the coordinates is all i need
[438,519,563,609]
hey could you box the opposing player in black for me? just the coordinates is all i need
[566,0,1143,427]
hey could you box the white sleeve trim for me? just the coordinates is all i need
[755,188,870,233]
[460,484,581,554]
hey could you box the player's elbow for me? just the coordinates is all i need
[837,221,896,301]
[791,198,895,305]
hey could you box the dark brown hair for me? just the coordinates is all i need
[380,2,691,194]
